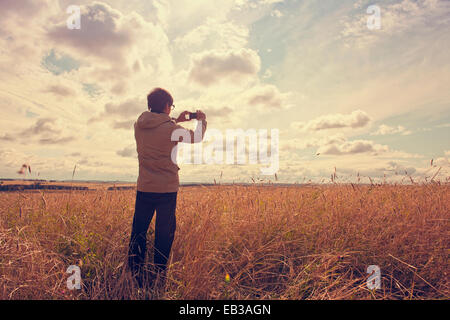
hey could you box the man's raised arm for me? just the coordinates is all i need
[172,110,207,144]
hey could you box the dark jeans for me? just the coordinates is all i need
[128,191,177,279]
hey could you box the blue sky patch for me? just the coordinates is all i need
[82,83,102,98]
[41,49,81,75]
[25,109,39,118]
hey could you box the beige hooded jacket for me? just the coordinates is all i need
[134,111,207,193]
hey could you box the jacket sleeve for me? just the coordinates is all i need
[172,120,207,144]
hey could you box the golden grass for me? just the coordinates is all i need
[0,183,448,300]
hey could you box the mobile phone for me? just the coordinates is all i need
[189,112,197,120]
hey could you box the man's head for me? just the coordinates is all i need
[147,88,173,114]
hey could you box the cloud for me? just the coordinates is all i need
[340,0,450,48]
[317,139,389,155]
[47,2,134,63]
[188,48,260,86]
[0,118,76,145]
[19,118,62,136]
[174,18,249,52]
[271,9,283,18]
[262,69,272,79]
[110,81,129,96]
[234,0,284,10]
[0,133,16,142]
[433,151,450,168]
[0,0,56,16]
[0,0,53,27]
[281,134,346,151]
[45,1,173,90]
[116,145,137,158]
[382,161,416,175]
[0,148,40,170]
[77,157,105,167]
[104,98,144,117]
[68,152,81,157]
[0,0,56,69]
[43,85,76,97]
[371,124,412,136]
[113,120,135,130]
[203,106,233,119]
[280,134,398,158]
[89,97,145,123]
[261,0,284,4]
[292,110,371,132]
[39,136,76,145]
[281,133,391,156]
[244,84,293,110]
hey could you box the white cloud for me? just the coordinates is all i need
[262,0,284,4]
[46,1,173,94]
[243,84,293,110]
[433,151,450,168]
[0,0,57,72]
[281,134,346,152]
[174,18,249,52]
[0,148,41,171]
[235,0,284,10]
[262,69,272,79]
[317,138,389,156]
[381,161,416,175]
[434,157,449,167]
[292,110,371,132]
[340,0,450,48]
[188,48,261,87]
[371,124,412,136]
[47,3,133,62]
[0,118,76,146]
[271,9,283,18]
[280,133,404,159]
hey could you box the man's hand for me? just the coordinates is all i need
[175,111,190,123]
[175,110,206,122]
[196,110,206,121]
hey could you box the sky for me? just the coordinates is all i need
[0,0,449,184]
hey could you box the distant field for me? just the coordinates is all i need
[0,183,448,300]
[0,180,135,192]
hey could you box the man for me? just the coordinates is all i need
[128,88,207,288]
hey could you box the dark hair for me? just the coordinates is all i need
[147,88,173,113]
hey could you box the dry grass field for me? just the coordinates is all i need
[0,182,448,300]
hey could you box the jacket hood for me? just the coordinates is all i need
[136,111,172,129]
